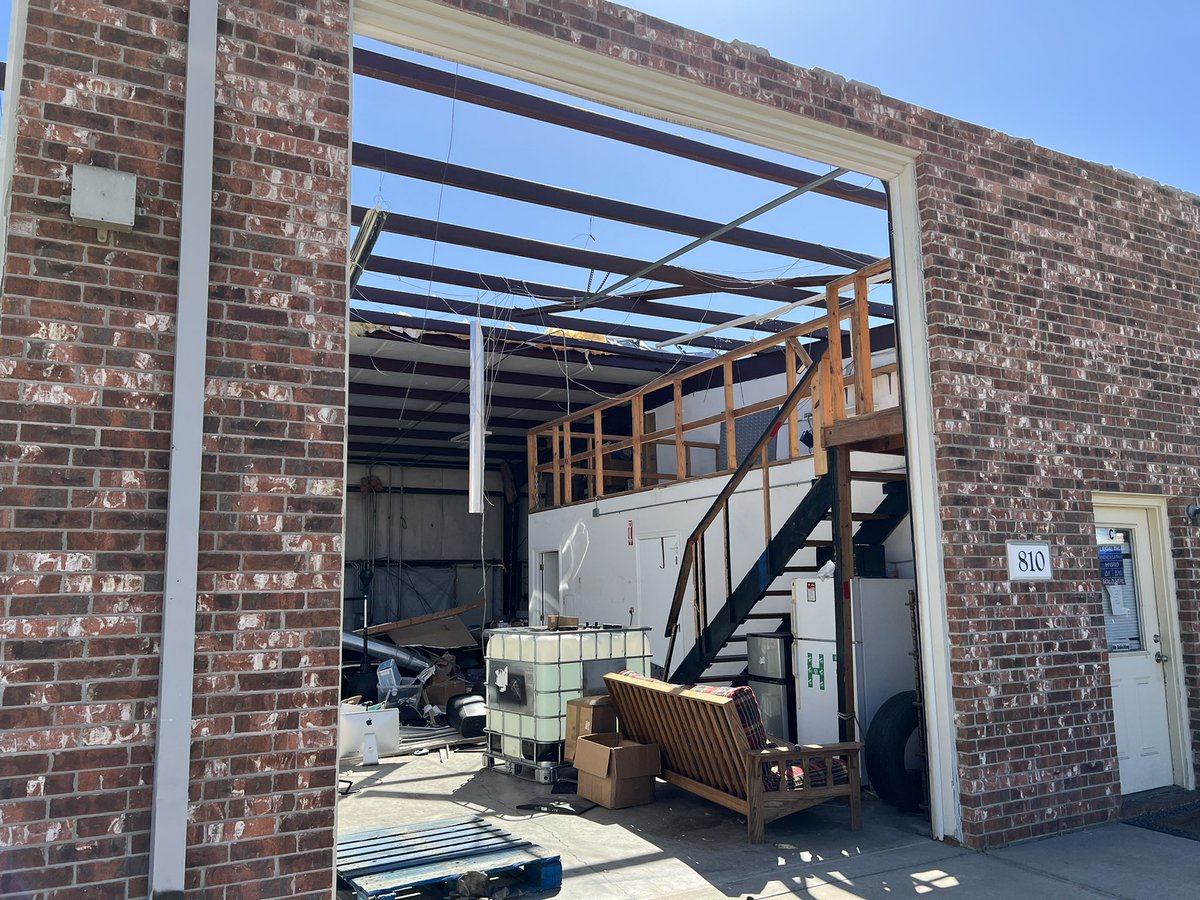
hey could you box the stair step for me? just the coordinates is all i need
[782,566,818,573]
[745,612,786,620]
[712,655,748,664]
[850,470,906,482]
[724,635,747,643]
[764,590,791,597]
[694,675,735,684]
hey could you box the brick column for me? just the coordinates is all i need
[0,1,350,896]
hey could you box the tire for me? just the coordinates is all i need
[864,690,924,812]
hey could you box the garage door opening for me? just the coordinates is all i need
[334,11,948,894]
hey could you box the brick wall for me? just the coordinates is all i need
[0,0,350,896]
[420,0,1200,847]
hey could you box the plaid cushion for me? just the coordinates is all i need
[767,757,851,791]
[687,684,769,751]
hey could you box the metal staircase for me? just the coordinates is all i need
[662,395,910,688]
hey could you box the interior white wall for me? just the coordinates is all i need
[528,452,906,667]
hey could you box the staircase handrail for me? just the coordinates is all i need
[663,361,821,670]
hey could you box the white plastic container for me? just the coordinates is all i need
[483,626,652,771]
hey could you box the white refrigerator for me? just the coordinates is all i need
[792,577,842,744]
[791,577,916,745]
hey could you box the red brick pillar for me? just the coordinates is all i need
[0,1,351,896]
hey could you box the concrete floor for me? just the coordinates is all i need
[336,749,1200,899]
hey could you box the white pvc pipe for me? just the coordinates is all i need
[148,0,219,895]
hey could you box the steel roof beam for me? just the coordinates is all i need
[354,281,744,352]
[350,424,528,446]
[352,309,695,373]
[354,206,819,305]
[347,352,632,395]
[352,49,888,210]
[347,381,570,413]
[353,143,878,270]
[359,256,801,333]
[349,404,544,431]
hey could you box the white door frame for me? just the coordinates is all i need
[352,0,957,842]
[1093,492,1194,791]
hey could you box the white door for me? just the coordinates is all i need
[1094,507,1174,794]
[636,534,679,666]
[536,550,560,624]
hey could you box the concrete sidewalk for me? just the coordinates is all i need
[734,823,1200,899]
[336,752,1200,898]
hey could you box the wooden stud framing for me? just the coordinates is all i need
[632,394,644,491]
[825,284,846,421]
[723,359,736,470]
[674,381,686,480]
[851,274,874,415]
[593,411,604,497]
[551,424,562,507]
[527,431,538,511]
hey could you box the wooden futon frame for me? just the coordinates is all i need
[604,671,861,842]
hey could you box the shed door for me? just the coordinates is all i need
[1095,507,1174,794]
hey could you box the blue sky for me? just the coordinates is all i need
[629,0,1199,196]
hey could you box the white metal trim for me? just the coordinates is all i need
[0,0,31,253]
[148,0,219,894]
[888,162,960,842]
[1092,492,1195,791]
[353,0,918,178]
[351,0,956,842]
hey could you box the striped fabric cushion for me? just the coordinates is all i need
[687,684,769,751]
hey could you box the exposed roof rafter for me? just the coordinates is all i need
[352,49,888,210]
[353,143,877,270]
[353,206,820,305]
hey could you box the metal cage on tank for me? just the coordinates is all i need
[483,626,652,782]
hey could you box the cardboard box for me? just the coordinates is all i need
[547,615,579,631]
[573,732,660,809]
[565,695,617,761]
[423,675,469,709]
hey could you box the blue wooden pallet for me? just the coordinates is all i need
[336,816,562,898]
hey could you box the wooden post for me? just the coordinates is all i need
[673,381,685,480]
[723,359,736,470]
[785,342,800,460]
[563,420,574,504]
[527,431,538,512]
[551,425,561,507]
[593,411,604,497]
[811,366,827,476]
[851,274,874,415]
[825,283,846,421]
[631,395,644,491]
[829,446,856,744]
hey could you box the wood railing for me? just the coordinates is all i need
[527,258,891,512]
[661,366,818,673]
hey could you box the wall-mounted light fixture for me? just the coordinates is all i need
[1186,500,1200,526]
[70,164,136,242]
